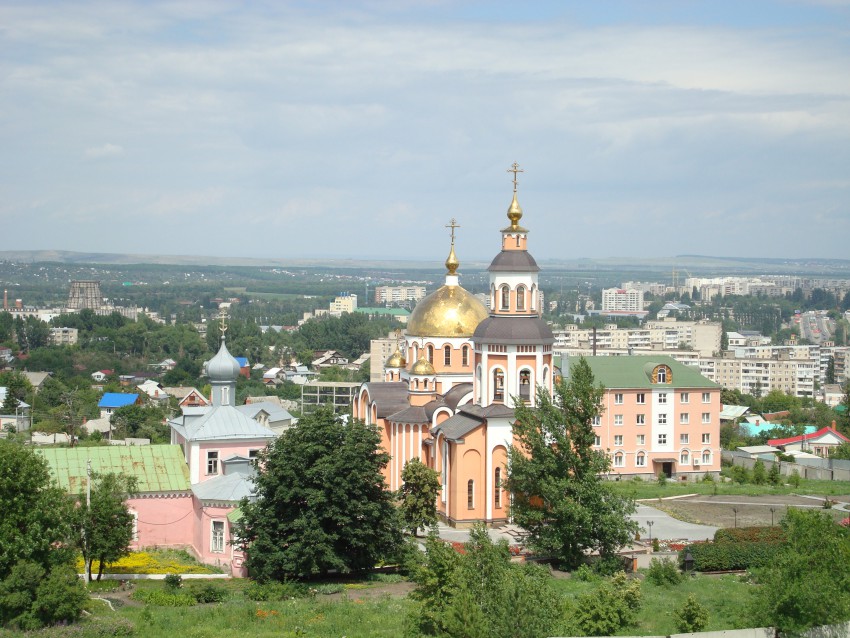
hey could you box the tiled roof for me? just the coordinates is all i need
[38,445,191,493]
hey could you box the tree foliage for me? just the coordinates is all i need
[0,439,74,579]
[74,472,139,581]
[235,405,401,580]
[507,358,638,569]
[399,458,441,536]
[751,509,850,634]
[408,525,565,638]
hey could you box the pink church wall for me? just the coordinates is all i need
[195,440,269,483]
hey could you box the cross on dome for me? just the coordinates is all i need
[507,161,523,193]
[444,218,461,275]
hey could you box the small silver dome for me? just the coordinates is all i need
[207,338,241,383]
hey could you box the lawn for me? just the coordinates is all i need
[610,475,850,501]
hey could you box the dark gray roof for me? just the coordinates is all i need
[362,382,410,418]
[472,316,555,345]
[488,251,540,273]
[387,405,429,424]
[191,473,256,503]
[460,404,516,419]
[432,412,484,441]
[442,383,473,410]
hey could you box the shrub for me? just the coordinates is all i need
[575,572,641,636]
[244,580,307,601]
[789,470,801,488]
[0,562,88,630]
[751,460,767,485]
[573,564,598,582]
[130,589,195,607]
[731,465,749,484]
[714,526,785,544]
[768,462,781,485]
[675,594,710,632]
[702,471,715,483]
[651,538,660,553]
[680,540,783,571]
[163,574,182,592]
[656,472,667,486]
[644,557,683,586]
[592,554,625,577]
[190,582,227,603]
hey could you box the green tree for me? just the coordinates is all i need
[399,458,441,536]
[768,461,782,486]
[574,571,642,636]
[826,356,836,385]
[751,509,850,634]
[507,357,638,569]
[0,439,74,579]
[74,473,138,581]
[0,561,88,630]
[235,405,402,580]
[109,403,168,442]
[751,459,767,485]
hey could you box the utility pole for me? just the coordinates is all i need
[83,459,91,584]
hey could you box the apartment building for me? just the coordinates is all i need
[374,285,426,305]
[49,327,78,346]
[552,319,722,358]
[601,288,645,314]
[329,293,357,316]
[699,354,817,398]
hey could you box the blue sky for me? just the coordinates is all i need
[1,0,848,263]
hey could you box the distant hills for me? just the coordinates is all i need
[1,250,849,277]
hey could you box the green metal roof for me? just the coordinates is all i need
[38,445,191,494]
[573,355,718,390]
[226,507,243,523]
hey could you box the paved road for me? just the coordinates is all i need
[431,502,718,546]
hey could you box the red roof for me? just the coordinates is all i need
[768,426,849,447]
[763,410,790,421]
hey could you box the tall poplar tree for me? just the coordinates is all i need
[507,357,637,569]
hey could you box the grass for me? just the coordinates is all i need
[610,476,850,500]
[4,569,761,638]
[75,549,222,575]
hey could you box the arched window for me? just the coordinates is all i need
[467,479,474,509]
[414,379,419,390]
[657,367,667,383]
[493,369,505,403]
[221,386,229,406]
[412,343,419,361]
[427,345,434,364]
[494,468,502,509]
[636,452,646,467]
[516,285,526,311]
[680,450,690,465]
[614,453,624,467]
[542,366,549,386]
[702,450,711,464]
[424,379,429,390]
[476,365,483,403]
[519,369,531,402]
[500,285,510,310]
[462,345,469,367]
[444,345,451,366]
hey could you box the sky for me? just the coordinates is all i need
[1,0,849,264]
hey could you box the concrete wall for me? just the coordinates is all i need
[723,450,850,482]
[553,621,850,638]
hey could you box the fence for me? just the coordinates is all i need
[723,450,850,482]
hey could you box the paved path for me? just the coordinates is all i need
[432,502,718,546]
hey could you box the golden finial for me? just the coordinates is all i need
[445,218,460,275]
[506,162,525,231]
[218,307,229,338]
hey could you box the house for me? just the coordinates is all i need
[0,388,30,432]
[98,393,140,418]
[262,367,282,385]
[137,380,170,403]
[234,357,250,379]
[156,358,178,372]
[311,350,349,368]
[737,445,781,458]
[237,400,294,435]
[91,369,114,382]
[768,424,850,457]
[163,387,210,409]
[22,371,51,393]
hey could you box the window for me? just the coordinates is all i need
[614,393,624,404]
[494,468,502,509]
[614,414,623,426]
[702,412,711,424]
[680,433,689,444]
[702,392,711,403]
[614,453,624,467]
[444,345,451,366]
[206,451,219,475]
[211,521,225,553]
[681,413,690,425]
[221,386,229,406]
[427,345,434,364]
[594,435,601,447]
[636,393,645,404]
[467,480,475,509]
[636,414,645,426]
[462,345,469,367]
[657,367,667,383]
[636,434,645,446]
[681,392,690,403]
[500,285,510,310]
[614,435,623,446]
[658,434,667,445]
[130,510,138,541]
[658,414,667,425]
[680,450,690,465]
[658,393,667,404]
[248,449,259,460]
[592,416,601,426]
[519,369,531,401]
[493,369,505,403]
[702,433,711,444]
[702,450,711,464]
[516,285,526,311]
[636,453,646,467]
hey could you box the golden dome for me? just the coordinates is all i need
[385,347,406,369]
[410,354,436,376]
[503,192,528,233]
[407,285,489,338]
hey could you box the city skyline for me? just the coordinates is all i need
[2,1,849,262]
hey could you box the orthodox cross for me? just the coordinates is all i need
[445,218,460,245]
[218,307,229,336]
[507,161,523,192]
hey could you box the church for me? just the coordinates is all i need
[354,164,722,526]
[354,164,557,526]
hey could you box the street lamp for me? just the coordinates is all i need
[647,520,654,549]
[732,506,739,528]
[683,549,694,573]
[770,507,776,527]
